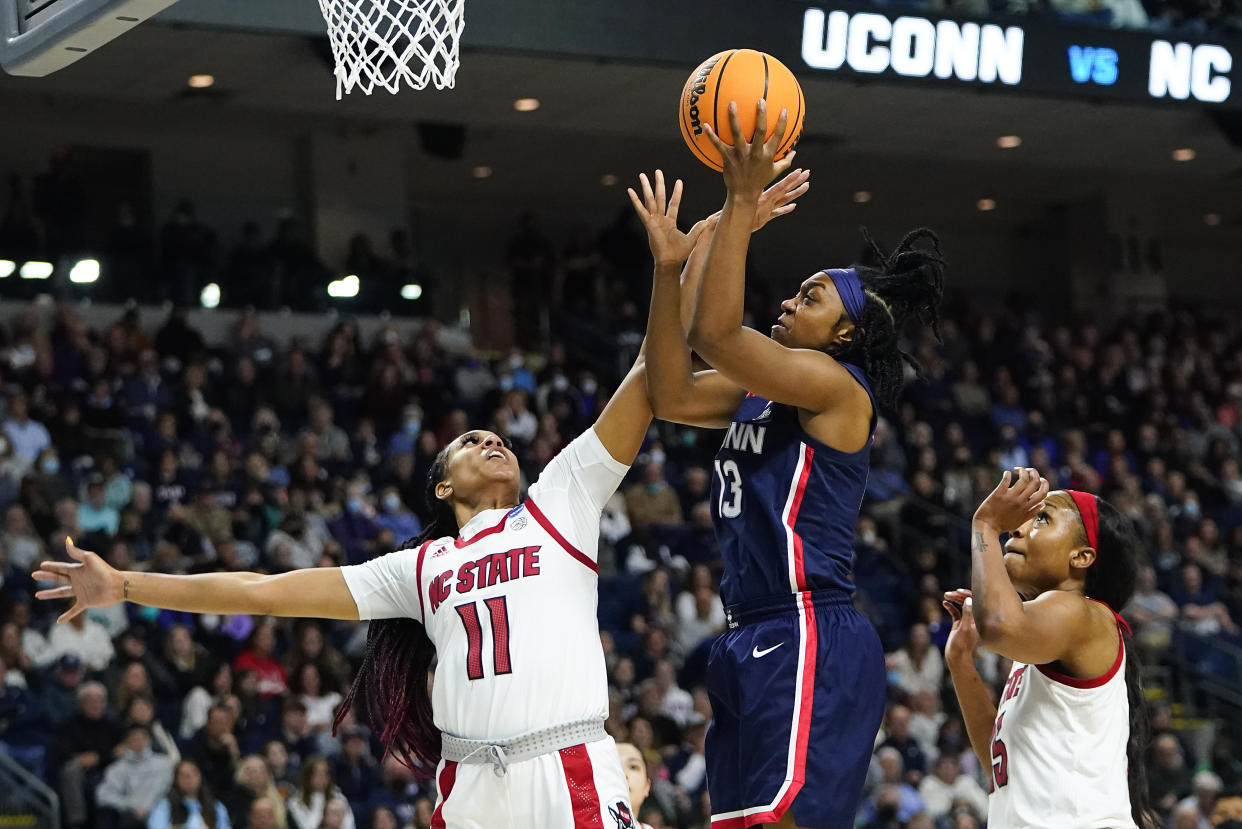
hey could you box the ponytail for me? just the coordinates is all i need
[1079,496,1157,829]
[832,227,946,411]
[334,446,456,774]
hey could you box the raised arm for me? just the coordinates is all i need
[629,169,810,428]
[35,539,360,624]
[941,591,999,781]
[692,102,863,414]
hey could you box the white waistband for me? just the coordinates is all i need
[440,720,606,776]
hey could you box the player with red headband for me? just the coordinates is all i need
[943,468,1157,828]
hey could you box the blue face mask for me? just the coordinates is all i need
[347,498,364,515]
[382,494,400,513]
[41,458,60,474]
[404,420,421,435]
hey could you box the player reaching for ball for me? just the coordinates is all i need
[943,469,1156,828]
[631,99,945,829]
[35,350,659,827]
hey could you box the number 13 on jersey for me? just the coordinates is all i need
[716,459,743,518]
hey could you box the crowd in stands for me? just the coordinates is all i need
[0,249,1240,828]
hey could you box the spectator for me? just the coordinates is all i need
[185,704,242,799]
[123,695,179,762]
[230,754,288,829]
[917,753,988,821]
[1125,564,1180,662]
[95,724,175,829]
[4,394,51,464]
[147,758,232,829]
[233,621,288,698]
[1175,770,1223,829]
[181,663,233,740]
[56,681,122,829]
[879,705,927,784]
[79,475,122,536]
[1150,733,1194,818]
[45,606,115,670]
[860,748,925,825]
[289,662,341,736]
[330,726,379,816]
[886,623,944,699]
[624,463,683,538]
[286,756,355,829]
[372,487,421,543]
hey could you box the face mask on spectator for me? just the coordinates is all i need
[552,375,569,392]
[41,457,59,474]
[649,449,666,466]
[382,494,400,513]
[347,498,365,515]
[581,379,598,395]
[404,419,421,435]
[509,355,524,370]
[499,376,515,392]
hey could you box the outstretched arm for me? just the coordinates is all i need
[630,169,809,427]
[35,539,360,624]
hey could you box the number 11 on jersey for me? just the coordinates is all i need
[455,596,513,680]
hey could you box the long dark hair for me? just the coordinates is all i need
[1076,495,1156,829]
[334,445,455,774]
[831,228,946,411]
[169,759,219,829]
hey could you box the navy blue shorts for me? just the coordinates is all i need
[706,590,885,829]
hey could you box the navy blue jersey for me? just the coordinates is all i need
[711,363,874,606]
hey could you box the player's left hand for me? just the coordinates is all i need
[753,167,810,230]
[973,467,1050,533]
[627,170,712,268]
[702,99,793,200]
[943,590,980,669]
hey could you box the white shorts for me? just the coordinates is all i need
[429,735,636,828]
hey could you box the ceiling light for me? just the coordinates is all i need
[69,259,100,284]
[0,260,14,278]
[19,261,52,279]
[1172,148,1196,162]
[513,98,540,112]
[977,198,997,212]
[200,283,221,309]
[853,191,872,204]
[188,74,215,89]
[600,174,620,187]
[997,135,1022,149]
[400,283,423,300]
[472,166,493,179]
[327,275,360,299]
[1204,213,1222,226]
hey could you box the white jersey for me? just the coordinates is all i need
[341,428,628,741]
[987,623,1138,829]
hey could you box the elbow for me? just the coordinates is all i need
[687,324,726,358]
[972,610,1017,649]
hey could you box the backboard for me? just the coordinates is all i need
[1,0,177,77]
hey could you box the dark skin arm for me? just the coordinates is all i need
[629,168,811,428]
[942,589,999,781]
[970,469,1120,675]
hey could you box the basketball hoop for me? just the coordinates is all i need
[316,0,464,98]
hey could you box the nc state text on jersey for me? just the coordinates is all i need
[429,546,542,613]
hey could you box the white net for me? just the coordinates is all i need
[316,0,465,97]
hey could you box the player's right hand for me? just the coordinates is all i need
[943,589,980,669]
[627,170,711,268]
[753,167,811,231]
[33,537,123,624]
[702,99,793,200]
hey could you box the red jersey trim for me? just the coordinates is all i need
[559,744,605,828]
[525,498,598,574]
[413,539,434,623]
[429,760,457,829]
[453,512,509,549]
[1036,627,1125,689]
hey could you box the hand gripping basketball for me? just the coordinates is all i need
[702,100,794,200]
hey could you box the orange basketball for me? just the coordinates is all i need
[679,49,805,172]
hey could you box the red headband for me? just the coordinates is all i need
[1065,490,1099,550]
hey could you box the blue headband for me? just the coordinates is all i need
[825,268,866,322]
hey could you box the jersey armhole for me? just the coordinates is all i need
[525,498,598,574]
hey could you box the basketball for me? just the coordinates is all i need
[679,49,805,172]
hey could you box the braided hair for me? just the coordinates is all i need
[829,228,946,411]
[333,444,455,774]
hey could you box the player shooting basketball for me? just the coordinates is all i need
[630,100,945,829]
[943,470,1157,828]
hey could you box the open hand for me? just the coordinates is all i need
[943,589,979,668]
[703,99,793,199]
[33,538,122,624]
[753,167,810,230]
[627,170,712,268]
[974,468,1050,533]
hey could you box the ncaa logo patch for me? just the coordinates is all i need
[608,800,634,829]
